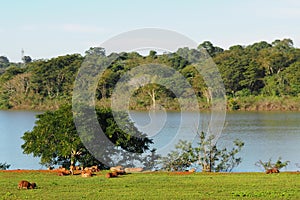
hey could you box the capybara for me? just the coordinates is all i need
[30,182,37,189]
[189,168,196,173]
[18,180,36,189]
[271,167,279,173]
[110,166,125,175]
[266,167,280,174]
[106,172,118,178]
[58,169,70,176]
[81,170,93,177]
[124,167,143,173]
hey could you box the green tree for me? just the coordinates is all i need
[22,56,32,64]
[85,47,106,56]
[28,54,82,102]
[0,56,9,68]
[282,62,300,96]
[21,105,153,168]
[198,41,224,57]
[149,50,157,59]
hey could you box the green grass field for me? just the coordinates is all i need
[0,170,299,200]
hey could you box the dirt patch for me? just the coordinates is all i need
[168,172,194,175]
[0,169,59,173]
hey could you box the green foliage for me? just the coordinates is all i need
[22,55,32,64]
[282,62,300,95]
[198,41,224,57]
[255,157,290,171]
[0,39,300,110]
[159,131,244,172]
[0,56,9,69]
[0,162,10,170]
[228,98,240,110]
[195,131,244,172]
[159,140,196,171]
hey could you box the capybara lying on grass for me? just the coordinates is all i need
[81,170,93,177]
[106,172,118,178]
[18,180,37,189]
[124,167,143,173]
[266,167,280,174]
[58,169,71,176]
[110,166,125,175]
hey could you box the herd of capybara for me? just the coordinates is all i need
[16,165,280,189]
[17,165,143,189]
[55,165,144,178]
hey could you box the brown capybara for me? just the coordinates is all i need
[105,172,118,178]
[110,166,125,175]
[58,170,70,176]
[18,180,36,189]
[81,170,93,177]
[266,169,272,174]
[189,168,196,173]
[124,167,143,173]
[266,167,280,174]
[30,182,37,189]
[271,167,279,173]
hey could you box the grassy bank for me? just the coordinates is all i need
[1,170,299,200]
[5,96,300,112]
[231,96,300,111]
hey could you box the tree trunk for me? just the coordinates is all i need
[148,89,156,110]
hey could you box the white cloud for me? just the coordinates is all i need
[62,24,106,33]
[260,1,300,19]
[20,25,38,31]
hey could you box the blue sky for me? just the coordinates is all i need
[1,0,299,61]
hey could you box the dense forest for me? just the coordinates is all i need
[1,38,300,111]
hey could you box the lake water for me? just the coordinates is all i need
[0,110,300,172]
[0,111,43,169]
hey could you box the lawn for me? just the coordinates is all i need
[0,170,299,200]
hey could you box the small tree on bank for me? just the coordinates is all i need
[160,131,244,172]
[255,157,289,171]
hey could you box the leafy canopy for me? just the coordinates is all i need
[21,105,153,168]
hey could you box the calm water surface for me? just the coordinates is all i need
[0,110,300,172]
[0,111,42,169]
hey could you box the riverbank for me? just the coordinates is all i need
[4,96,300,112]
[229,96,300,111]
[1,170,299,199]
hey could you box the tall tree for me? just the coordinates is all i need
[22,56,32,64]
[0,56,9,67]
[21,105,153,168]
[198,41,224,57]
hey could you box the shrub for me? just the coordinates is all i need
[0,162,11,170]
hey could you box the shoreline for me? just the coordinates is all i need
[2,96,300,112]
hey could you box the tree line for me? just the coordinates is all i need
[1,38,300,110]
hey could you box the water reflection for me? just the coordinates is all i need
[0,110,299,171]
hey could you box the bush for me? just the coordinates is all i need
[255,157,289,171]
[159,131,244,172]
[0,162,11,170]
